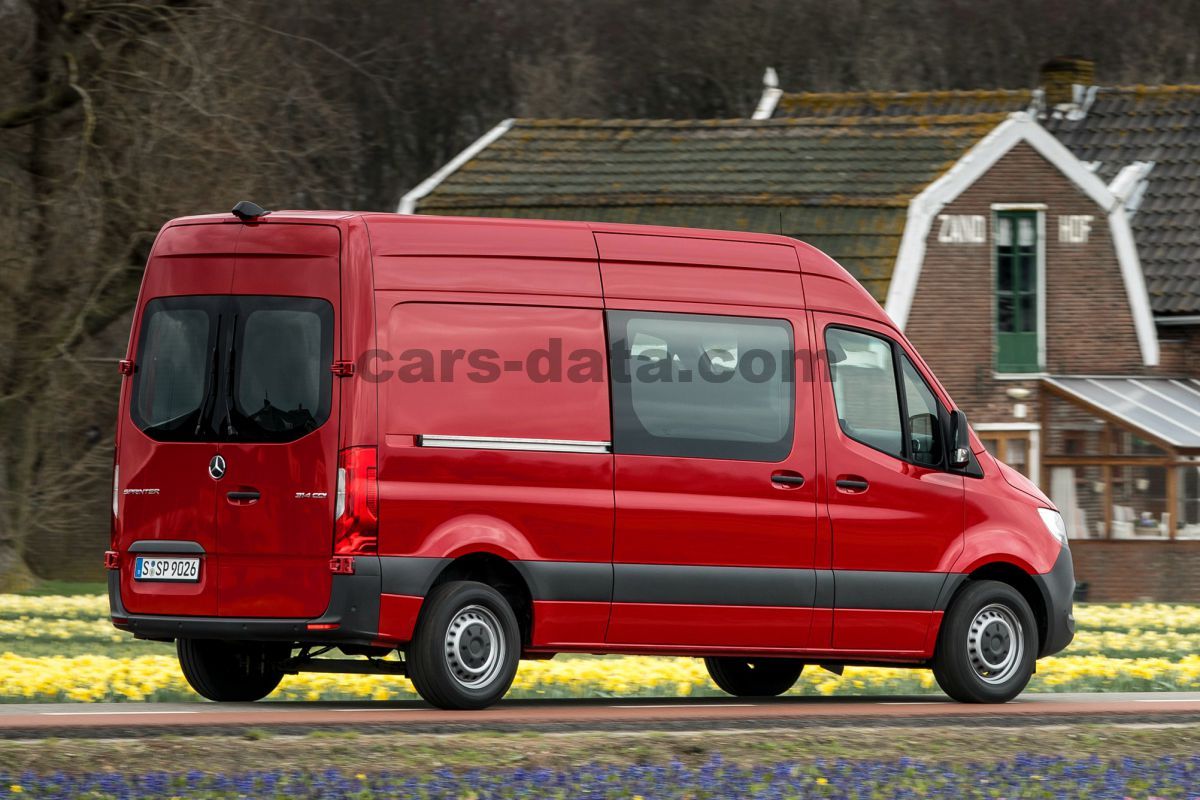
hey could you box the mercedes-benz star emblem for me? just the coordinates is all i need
[208,454,226,481]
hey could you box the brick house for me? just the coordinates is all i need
[401,60,1200,601]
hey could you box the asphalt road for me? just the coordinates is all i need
[0,692,1197,737]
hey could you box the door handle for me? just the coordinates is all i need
[770,472,806,488]
[227,490,260,503]
[835,477,869,492]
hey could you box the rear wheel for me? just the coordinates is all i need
[177,639,287,702]
[407,581,521,710]
[932,580,1037,703]
[704,657,804,697]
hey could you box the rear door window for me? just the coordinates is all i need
[227,298,334,442]
[131,298,221,441]
[130,295,333,442]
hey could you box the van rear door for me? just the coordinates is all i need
[214,223,341,618]
[117,225,238,616]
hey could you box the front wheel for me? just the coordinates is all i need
[406,581,521,710]
[704,657,804,697]
[932,580,1037,703]
[177,639,287,702]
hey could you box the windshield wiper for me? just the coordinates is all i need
[194,314,223,436]
[223,314,239,437]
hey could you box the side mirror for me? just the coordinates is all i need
[949,409,971,468]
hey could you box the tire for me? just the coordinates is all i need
[177,639,287,702]
[704,657,804,697]
[407,581,521,710]
[932,580,1037,703]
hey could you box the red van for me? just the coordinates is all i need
[108,203,1074,709]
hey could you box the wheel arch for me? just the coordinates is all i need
[427,552,534,647]
[940,561,1048,654]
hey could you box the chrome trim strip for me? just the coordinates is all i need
[417,434,611,454]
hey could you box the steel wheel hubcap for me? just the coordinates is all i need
[444,604,505,689]
[966,603,1024,685]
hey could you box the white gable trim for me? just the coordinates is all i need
[397,118,516,215]
[1109,205,1159,365]
[884,112,1159,367]
[1109,160,1155,216]
[752,67,782,120]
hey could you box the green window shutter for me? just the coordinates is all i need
[995,211,1040,372]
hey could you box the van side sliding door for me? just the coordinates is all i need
[603,307,819,648]
[598,234,819,650]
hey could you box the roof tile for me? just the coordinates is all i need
[1043,85,1200,314]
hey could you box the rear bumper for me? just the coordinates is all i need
[1032,545,1076,657]
[109,557,384,647]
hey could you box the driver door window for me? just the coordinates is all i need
[825,327,945,469]
[826,328,903,459]
[901,355,945,467]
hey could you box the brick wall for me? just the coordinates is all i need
[1157,324,1200,375]
[1071,541,1200,602]
[906,141,1144,425]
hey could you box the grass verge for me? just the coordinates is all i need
[1,723,1197,775]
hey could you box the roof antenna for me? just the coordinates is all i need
[778,210,784,236]
[231,200,271,221]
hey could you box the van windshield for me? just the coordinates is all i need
[131,295,333,443]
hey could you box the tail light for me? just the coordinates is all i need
[334,446,378,555]
[104,550,120,570]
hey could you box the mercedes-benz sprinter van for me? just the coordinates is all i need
[108,203,1074,709]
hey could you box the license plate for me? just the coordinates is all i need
[134,556,200,582]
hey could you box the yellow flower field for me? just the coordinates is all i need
[2,595,1198,702]
[0,652,1198,703]
[6,594,1198,629]
[0,595,108,619]
[7,594,1198,627]
[4,617,1196,656]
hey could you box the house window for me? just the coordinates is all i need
[995,211,1040,372]
[981,432,1030,477]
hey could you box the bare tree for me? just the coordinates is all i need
[0,0,356,588]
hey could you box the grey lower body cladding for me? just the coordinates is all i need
[110,552,1074,655]
[384,557,958,612]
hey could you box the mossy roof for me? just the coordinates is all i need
[418,116,1000,302]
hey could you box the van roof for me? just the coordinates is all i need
[161,209,886,324]
[156,209,908,384]
[165,210,802,248]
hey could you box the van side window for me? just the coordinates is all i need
[825,328,903,458]
[901,355,944,467]
[607,311,794,461]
